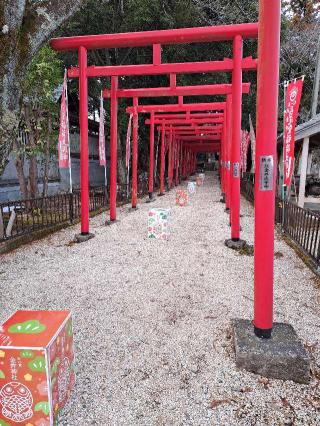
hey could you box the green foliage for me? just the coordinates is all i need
[50,0,318,170]
[19,45,62,160]
[23,45,63,111]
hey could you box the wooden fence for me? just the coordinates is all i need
[0,181,150,243]
[241,173,320,268]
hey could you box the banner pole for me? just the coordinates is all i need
[65,69,73,194]
[282,81,287,202]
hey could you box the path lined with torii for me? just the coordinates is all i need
[0,172,319,425]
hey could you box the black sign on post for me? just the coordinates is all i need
[259,155,274,191]
[233,162,240,178]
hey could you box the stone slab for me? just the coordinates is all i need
[225,238,246,250]
[105,219,119,226]
[146,197,156,203]
[74,232,95,243]
[233,319,310,384]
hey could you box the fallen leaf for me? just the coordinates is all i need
[210,399,230,409]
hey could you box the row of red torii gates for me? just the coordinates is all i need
[51,1,280,339]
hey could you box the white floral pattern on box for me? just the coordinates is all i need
[148,209,170,240]
[187,182,196,195]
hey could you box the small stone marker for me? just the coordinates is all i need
[187,182,196,195]
[196,176,203,186]
[176,190,189,207]
[233,319,310,384]
[148,208,170,240]
[0,310,75,424]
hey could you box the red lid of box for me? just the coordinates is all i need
[0,310,70,348]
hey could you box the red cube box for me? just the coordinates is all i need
[0,310,74,425]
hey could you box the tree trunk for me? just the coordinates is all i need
[117,135,126,184]
[12,140,29,200]
[28,156,38,199]
[24,104,38,199]
[43,115,52,197]
[0,1,85,175]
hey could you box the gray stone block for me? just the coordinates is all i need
[233,319,310,384]
[146,197,156,203]
[105,219,119,226]
[225,239,246,250]
[74,232,95,243]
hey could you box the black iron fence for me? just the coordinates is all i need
[241,173,320,267]
[0,181,150,244]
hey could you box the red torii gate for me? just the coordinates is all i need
[104,81,251,209]
[50,1,281,340]
[126,101,225,203]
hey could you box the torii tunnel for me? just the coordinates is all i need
[51,0,281,339]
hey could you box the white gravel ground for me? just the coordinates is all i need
[1,172,319,426]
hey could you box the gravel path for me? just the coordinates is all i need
[0,172,319,426]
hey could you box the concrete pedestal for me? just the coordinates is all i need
[74,233,95,243]
[105,219,119,226]
[146,194,156,203]
[225,239,246,250]
[233,319,310,384]
[128,206,139,212]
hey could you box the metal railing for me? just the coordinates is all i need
[241,173,320,267]
[0,181,150,244]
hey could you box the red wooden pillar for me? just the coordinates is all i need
[148,112,155,199]
[230,35,243,241]
[159,122,165,195]
[109,75,118,221]
[175,139,179,186]
[225,94,232,212]
[220,122,226,196]
[132,97,138,208]
[78,46,90,234]
[168,126,173,189]
[254,0,281,338]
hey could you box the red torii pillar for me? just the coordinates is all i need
[226,35,245,248]
[225,94,232,213]
[159,122,166,196]
[109,76,119,223]
[78,46,90,237]
[132,97,139,209]
[231,35,243,241]
[253,0,281,338]
[147,112,155,202]
[168,125,174,189]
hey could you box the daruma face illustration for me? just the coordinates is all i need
[0,381,33,422]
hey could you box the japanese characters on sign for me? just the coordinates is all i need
[259,155,274,191]
[99,94,106,167]
[233,162,240,178]
[58,72,70,169]
[283,79,303,187]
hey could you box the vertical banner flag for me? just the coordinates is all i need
[283,78,303,187]
[126,114,133,168]
[58,71,70,168]
[249,114,256,173]
[99,93,106,166]
[240,130,250,172]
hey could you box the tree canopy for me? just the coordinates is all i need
[0,0,319,180]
